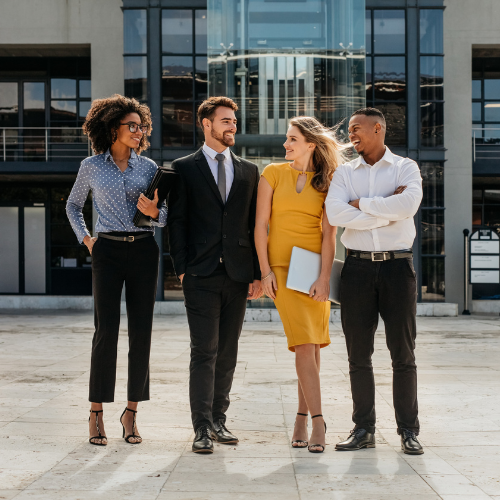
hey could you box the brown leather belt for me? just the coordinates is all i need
[347,249,413,262]
[98,232,152,242]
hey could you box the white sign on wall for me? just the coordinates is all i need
[471,255,500,269]
[471,270,500,283]
[470,229,500,284]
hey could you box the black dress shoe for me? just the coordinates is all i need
[212,419,238,444]
[400,428,424,455]
[335,428,376,451]
[192,425,214,454]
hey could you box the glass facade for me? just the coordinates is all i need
[207,0,365,162]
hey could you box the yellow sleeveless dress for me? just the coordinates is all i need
[262,163,331,352]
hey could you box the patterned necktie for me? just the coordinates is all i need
[215,153,226,204]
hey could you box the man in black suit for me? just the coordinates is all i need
[168,96,262,454]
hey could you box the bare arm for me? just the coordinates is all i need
[254,176,278,299]
[309,210,337,302]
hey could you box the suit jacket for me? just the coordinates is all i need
[167,147,261,283]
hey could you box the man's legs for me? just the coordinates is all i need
[183,271,224,431]
[212,274,248,423]
[340,257,380,433]
[379,257,419,434]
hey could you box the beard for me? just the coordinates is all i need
[211,128,235,148]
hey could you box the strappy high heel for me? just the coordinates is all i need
[308,414,326,453]
[120,407,142,444]
[88,409,107,446]
[291,412,309,448]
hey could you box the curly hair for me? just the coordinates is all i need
[82,94,152,154]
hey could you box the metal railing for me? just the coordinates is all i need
[0,127,90,162]
[472,127,500,161]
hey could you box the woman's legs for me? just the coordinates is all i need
[121,401,141,443]
[295,344,325,451]
[89,402,107,444]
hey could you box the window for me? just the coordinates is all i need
[124,10,148,102]
[161,8,207,148]
[420,9,444,148]
[420,162,445,302]
[365,9,406,147]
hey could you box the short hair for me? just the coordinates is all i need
[350,107,386,127]
[197,96,238,127]
[82,94,152,154]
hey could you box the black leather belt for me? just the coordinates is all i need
[98,232,152,242]
[347,249,413,261]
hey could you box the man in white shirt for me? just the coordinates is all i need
[325,108,424,455]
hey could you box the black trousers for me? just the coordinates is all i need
[182,265,249,431]
[340,255,419,435]
[89,233,159,403]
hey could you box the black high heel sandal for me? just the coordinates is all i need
[308,414,326,453]
[291,412,309,448]
[88,409,107,446]
[120,407,142,444]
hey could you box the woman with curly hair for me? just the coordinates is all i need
[66,94,166,446]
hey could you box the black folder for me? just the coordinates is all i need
[133,166,178,227]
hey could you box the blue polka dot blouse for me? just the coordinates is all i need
[66,149,167,243]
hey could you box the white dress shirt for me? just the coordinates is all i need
[202,142,234,200]
[325,147,423,252]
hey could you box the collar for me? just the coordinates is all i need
[104,148,138,167]
[353,146,394,169]
[203,142,230,161]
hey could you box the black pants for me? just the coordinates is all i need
[182,265,249,431]
[340,255,419,435]
[89,233,159,403]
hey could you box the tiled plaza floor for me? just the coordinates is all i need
[0,311,499,499]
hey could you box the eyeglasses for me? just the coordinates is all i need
[120,122,149,133]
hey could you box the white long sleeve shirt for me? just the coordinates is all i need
[325,147,422,252]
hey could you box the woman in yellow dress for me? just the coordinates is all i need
[255,116,347,453]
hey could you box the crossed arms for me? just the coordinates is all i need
[325,162,423,229]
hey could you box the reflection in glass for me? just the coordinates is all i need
[163,256,184,300]
[421,162,444,207]
[162,102,194,147]
[472,102,481,122]
[51,79,76,99]
[0,82,19,127]
[375,103,406,146]
[50,100,77,123]
[374,57,405,101]
[485,79,500,100]
[473,205,482,225]
[373,10,405,54]
[484,190,500,203]
[162,56,193,100]
[421,209,444,255]
[51,224,79,246]
[162,10,193,54]
[472,80,481,99]
[79,101,91,120]
[420,9,443,54]
[124,9,147,54]
[195,57,208,100]
[484,205,500,230]
[485,102,500,122]
[421,102,443,147]
[124,56,147,100]
[420,56,443,101]
[473,189,483,204]
[365,10,371,54]
[195,10,207,53]
[421,256,445,302]
[484,124,500,144]
[79,80,91,99]
[365,57,372,101]
[23,82,46,159]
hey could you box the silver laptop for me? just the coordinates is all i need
[286,246,344,304]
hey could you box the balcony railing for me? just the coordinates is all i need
[0,127,90,162]
[473,127,500,161]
